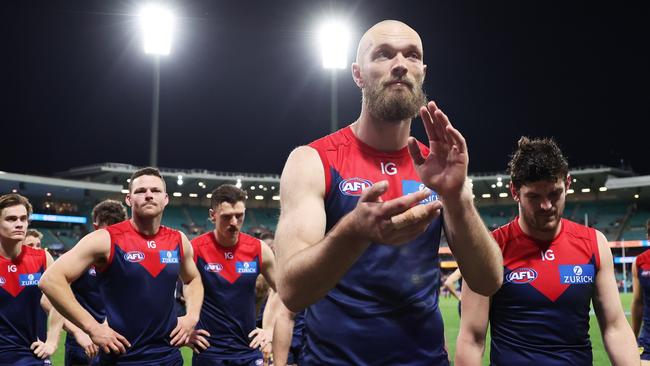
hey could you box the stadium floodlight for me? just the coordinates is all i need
[139,4,175,167]
[318,20,349,69]
[139,4,174,55]
[318,19,351,133]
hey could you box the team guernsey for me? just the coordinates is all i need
[65,265,104,366]
[490,218,600,365]
[635,249,650,359]
[99,221,184,365]
[0,245,51,366]
[305,126,446,365]
[192,231,264,364]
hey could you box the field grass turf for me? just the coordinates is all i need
[50,293,634,365]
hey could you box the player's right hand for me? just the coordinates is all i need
[87,322,131,354]
[344,180,442,245]
[73,329,99,359]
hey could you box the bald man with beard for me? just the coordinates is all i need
[274,20,503,365]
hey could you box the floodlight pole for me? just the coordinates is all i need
[330,70,338,133]
[149,56,160,167]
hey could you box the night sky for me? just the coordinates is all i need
[4,1,649,177]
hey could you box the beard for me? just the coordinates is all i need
[363,76,427,123]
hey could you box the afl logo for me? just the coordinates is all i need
[124,251,145,263]
[205,263,223,273]
[0,277,5,286]
[339,178,372,196]
[506,268,538,284]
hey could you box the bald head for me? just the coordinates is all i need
[356,20,423,64]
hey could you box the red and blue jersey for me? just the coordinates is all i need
[635,250,650,352]
[65,265,105,352]
[489,218,600,365]
[0,245,51,365]
[191,231,263,361]
[98,221,183,365]
[303,126,447,366]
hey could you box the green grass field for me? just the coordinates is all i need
[49,293,634,365]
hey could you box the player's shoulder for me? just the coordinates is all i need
[191,231,213,247]
[103,220,131,235]
[238,232,260,247]
[21,245,44,260]
[637,249,650,267]
[491,219,520,249]
[561,218,594,239]
[307,126,353,151]
[158,224,184,241]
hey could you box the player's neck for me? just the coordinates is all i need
[130,216,161,237]
[517,216,562,242]
[213,230,238,248]
[353,108,412,151]
[0,239,22,260]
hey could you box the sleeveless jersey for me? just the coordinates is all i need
[0,245,51,365]
[192,231,263,360]
[635,249,650,351]
[490,218,600,365]
[65,265,105,351]
[304,126,447,366]
[99,220,183,365]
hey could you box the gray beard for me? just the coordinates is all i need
[364,83,427,123]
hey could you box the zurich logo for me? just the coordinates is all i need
[124,251,145,263]
[205,263,223,273]
[573,266,583,276]
[506,268,538,284]
[339,178,372,196]
[0,277,5,286]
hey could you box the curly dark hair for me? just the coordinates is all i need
[92,199,128,227]
[507,136,568,190]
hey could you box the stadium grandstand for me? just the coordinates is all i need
[2,162,650,291]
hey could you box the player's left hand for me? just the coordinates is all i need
[407,100,469,200]
[170,315,198,346]
[30,339,56,359]
[261,342,272,364]
[73,329,99,359]
[248,327,272,350]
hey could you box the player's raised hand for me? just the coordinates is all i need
[30,339,56,359]
[170,314,198,346]
[344,181,442,245]
[87,322,131,354]
[407,101,469,199]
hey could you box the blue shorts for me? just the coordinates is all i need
[286,345,301,365]
[98,354,182,366]
[192,354,263,366]
[65,344,99,366]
